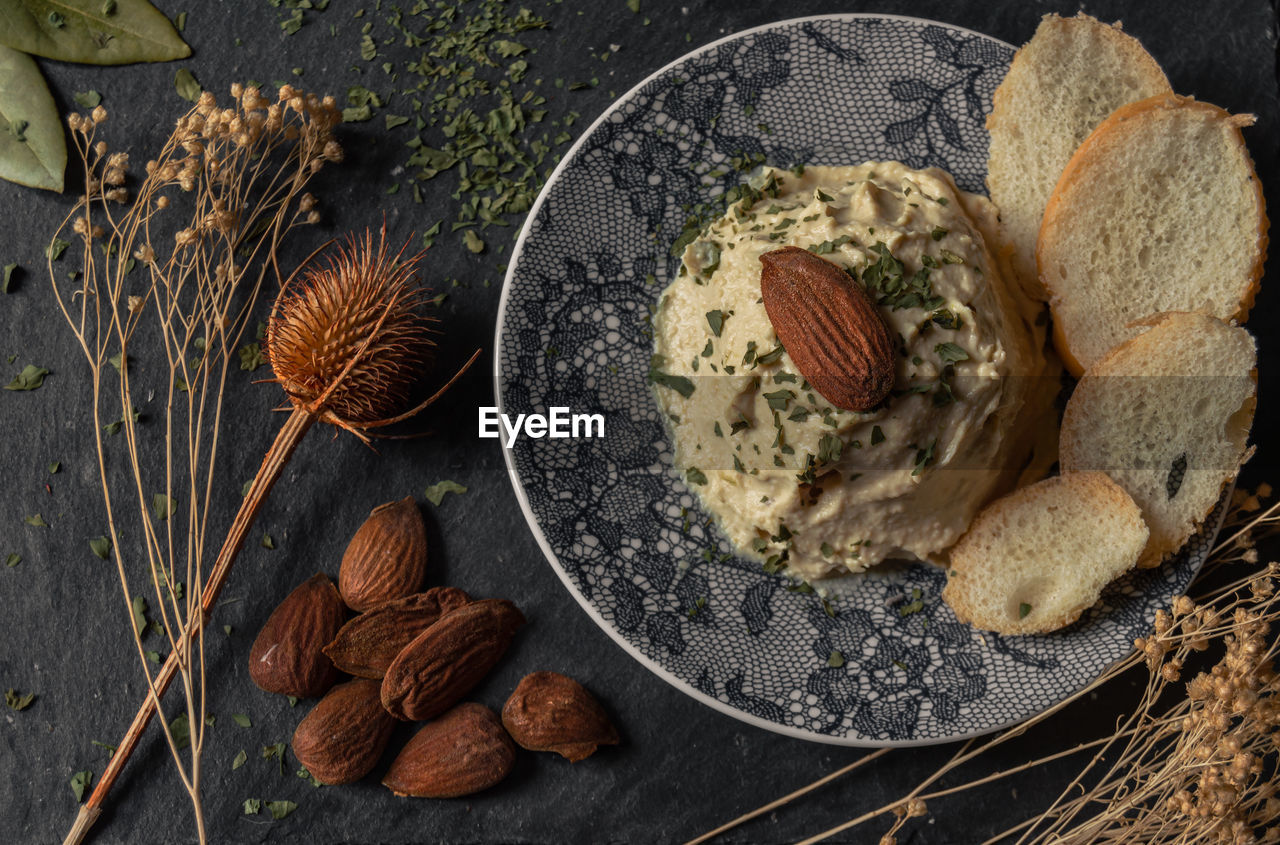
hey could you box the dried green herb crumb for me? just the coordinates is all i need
[238,343,266,371]
[70,771,92,803]
[5,689,34,710]
[174,68,202,103]
[424,480,468,505]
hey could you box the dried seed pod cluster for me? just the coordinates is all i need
[267,230,439,432]
[248,496,620,796]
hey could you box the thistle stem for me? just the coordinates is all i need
[64,407,315,845]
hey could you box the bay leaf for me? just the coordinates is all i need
[0,0,190,65]
[341,104,371,123]
[0,44,63,191]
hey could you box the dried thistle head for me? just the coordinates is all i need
[267,228,438,435]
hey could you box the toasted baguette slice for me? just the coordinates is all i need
[943,472,1148,635]
[1060,312,1257,566]
[1038,95,1267,375]
[986,13,1170,297]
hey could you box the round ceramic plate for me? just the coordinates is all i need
[495,14,1218,746]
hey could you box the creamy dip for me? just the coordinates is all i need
[651,163,1053,580]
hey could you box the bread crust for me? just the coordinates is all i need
[986,12,1171,302]
[1059,312,1257,566]
[943,472,1147,635]
[1038,95,1268,376]
[987,13,1169,133]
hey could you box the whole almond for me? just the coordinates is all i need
[759,245,897,412]
[249,573,346,698]
[323,587,473,679]
[339,497,427,612]
[292,679,396,785]
[502,672,620,762]
[381,599,526,721]
[382,702,515,798]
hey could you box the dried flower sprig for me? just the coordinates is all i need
[691,487,1280,845]
[56,80,481,845]
[267,228,440,436]
[1013,555,1280,844]
[52,83,342,845]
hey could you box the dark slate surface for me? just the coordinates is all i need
[0,1,1275,843]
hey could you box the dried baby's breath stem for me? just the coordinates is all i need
[51,86,342,845]
[55,95,475,842]
[66,408,314,845]
[691,486,1280,845]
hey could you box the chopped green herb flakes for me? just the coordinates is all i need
[424,480,468,505]
[6,365,48,391]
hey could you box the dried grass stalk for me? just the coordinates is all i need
[50,84,341,845]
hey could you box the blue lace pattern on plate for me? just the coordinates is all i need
[496,15,1210,745]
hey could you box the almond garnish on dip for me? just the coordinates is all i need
[759,246,895,413]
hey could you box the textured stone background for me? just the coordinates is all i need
[0,1,1275,843]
